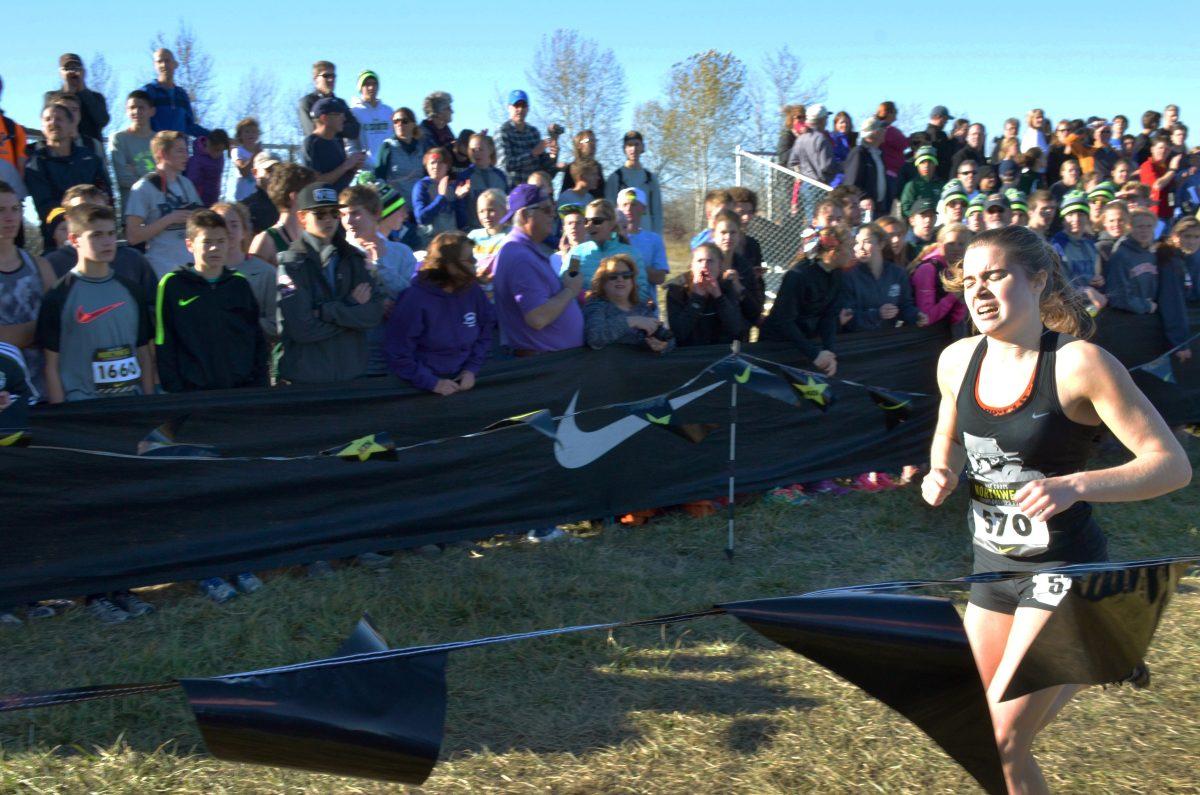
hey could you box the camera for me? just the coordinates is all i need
[651,325,674,342]
[547,123,565,139]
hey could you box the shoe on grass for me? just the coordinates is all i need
[87,596,131,624]
[233,573,264,594]
[199,577,238,604]
[354,552,392,569]
[25,604,58,619]
[113,591,155,617]
[526,527,579,544]
[0,610,21,626]
[307,560,335,579]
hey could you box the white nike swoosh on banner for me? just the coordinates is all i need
[554,381,725,469]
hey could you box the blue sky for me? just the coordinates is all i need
[2,1,1197,151]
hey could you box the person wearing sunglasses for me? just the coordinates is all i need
[583,254,673,353]
[47,53,109,144]
[375,108,429,209]
[276,183,383,385]
[298,60,360,145]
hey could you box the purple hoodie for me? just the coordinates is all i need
[184,137,224,206]
[384,275,495,391]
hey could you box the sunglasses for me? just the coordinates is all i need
[309,208,339,220]
[585,217,611,226]
[318,73,336,80]
[958,169,977,175]
[607,270,633,280]
[393,118,413,125]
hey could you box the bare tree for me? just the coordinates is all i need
[893,102,928,136]
[526,29,627,166]
[228,68,290,143]
[636,50,751,225]
[151,21,216,127]
[86,53,118,137]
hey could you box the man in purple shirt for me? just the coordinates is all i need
[492,184,583,354]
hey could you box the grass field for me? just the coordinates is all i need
[1,440,1198,794]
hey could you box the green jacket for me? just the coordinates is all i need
[899,176,944,218]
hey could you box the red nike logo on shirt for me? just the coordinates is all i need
[75,302,126,324]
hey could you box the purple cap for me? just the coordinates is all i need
[501,184,547,224]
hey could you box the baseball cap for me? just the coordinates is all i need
[507,89,529,106]
[296,183,342,211]
[59,53,83,69]
[622,130,644,144]
[1004,189,1028,212]
[998,159,1019,178]
[618,187,647,207]
[860,117,884,135]
[931,105,953,119]
[909,196,937,216]
[914,145,938,166]
[1059,190,1089,217]
[984,192,1009,211]
[310,96,348,119]
[500,183,548,224]
[557,203,585,218]
[805,104,828,122]
[252,151,281,171]
[966,195,986,216]
[357,70,379,90]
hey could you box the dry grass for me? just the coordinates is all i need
[1,445,1198,794]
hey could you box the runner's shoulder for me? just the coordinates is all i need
[936,335,982,394]
[1053,333,1124,389]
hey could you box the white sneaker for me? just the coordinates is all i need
[525,527,579,544]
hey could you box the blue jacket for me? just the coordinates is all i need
[412,177,468,230]
[1105,237,1190,349]
[841,261,919,331]
[384,275,494,391]
[141,81,208,138]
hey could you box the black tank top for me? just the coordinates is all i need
[956,330,1103,561]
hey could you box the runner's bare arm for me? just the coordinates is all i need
[1015,341,1191,519]
[923,338,976,506]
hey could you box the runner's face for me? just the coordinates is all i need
[961,245,1044,335]
[72,221,118,263]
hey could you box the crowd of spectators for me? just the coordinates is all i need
[1,51,1198,623]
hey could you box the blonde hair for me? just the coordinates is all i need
[942,225,1094,338]
[211,202,252,255]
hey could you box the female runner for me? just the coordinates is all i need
[921,225,1191,794]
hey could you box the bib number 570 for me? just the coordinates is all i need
[977,508,1033,537]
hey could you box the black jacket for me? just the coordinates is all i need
[154,266,267,392]
[24,142,110,239]
[666,276,751,346]
[277,232,384,384]
[239,187,280,235]
[760,259,843,359]
[924,124,954,181]
[843,144,887,206]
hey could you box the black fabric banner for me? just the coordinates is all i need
[2,310,1197,605]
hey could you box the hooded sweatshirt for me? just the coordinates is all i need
[154,266,267,392]
[1104,236,1159,315]
[1050,232,1100,288]
[350,97,395,170]
[184,137,224,207]
[384,275,494,391]
[141,81,208,138]
[910,252,967,327]
[276,232,384,384]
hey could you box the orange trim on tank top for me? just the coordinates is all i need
[974,349,1038,416]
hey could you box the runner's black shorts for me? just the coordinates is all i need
[969,527,1108,614]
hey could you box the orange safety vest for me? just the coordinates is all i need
[0,115,27,176]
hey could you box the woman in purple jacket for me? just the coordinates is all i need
[385,232,495,395]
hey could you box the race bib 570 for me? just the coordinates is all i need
[969,481,1049,556]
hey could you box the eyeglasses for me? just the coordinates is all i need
[585,217,611,226]
[607,270,633,280]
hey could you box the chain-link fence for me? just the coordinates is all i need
[734,147,832,310]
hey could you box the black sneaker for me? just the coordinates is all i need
[113,591,155,617]
[87,596,131,625]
